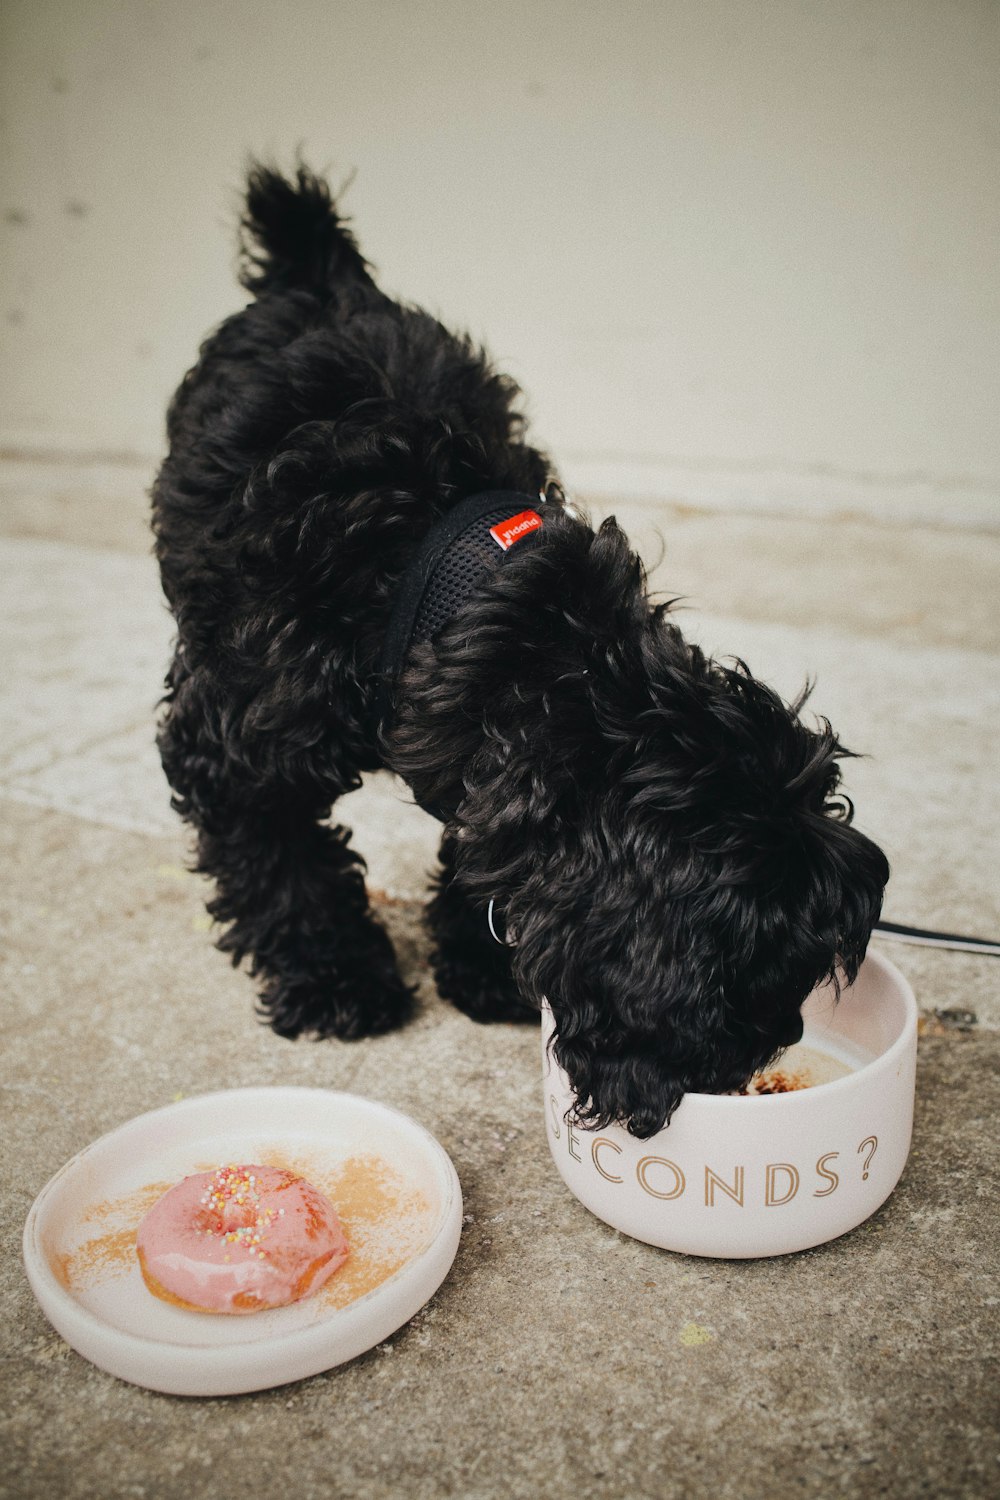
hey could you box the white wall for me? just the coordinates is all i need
[2,0,997,521]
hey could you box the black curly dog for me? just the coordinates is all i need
[152,162,889,1137]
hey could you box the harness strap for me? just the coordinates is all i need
[375,489,544,743]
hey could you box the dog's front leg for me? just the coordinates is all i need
[157,669,414,1040]
[204,806,415,1039]
[426,833,536,1023]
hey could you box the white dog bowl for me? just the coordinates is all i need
[543,950,917,1258]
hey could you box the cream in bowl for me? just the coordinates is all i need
[542,949,917,1259]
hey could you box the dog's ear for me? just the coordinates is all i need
[522,917,719,1138]
[508,797,889,1139]
[505,819,704,1136]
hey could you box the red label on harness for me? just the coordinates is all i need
[489,509,543,551]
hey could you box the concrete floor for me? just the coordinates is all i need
[2,458,998,1499]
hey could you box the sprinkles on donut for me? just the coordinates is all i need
[136,1163,349,1314]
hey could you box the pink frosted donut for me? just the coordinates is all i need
[136,1164,349,1314]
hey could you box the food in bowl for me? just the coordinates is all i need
[739,1035,861,1093]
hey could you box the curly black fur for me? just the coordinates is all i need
[152,158,889,1137]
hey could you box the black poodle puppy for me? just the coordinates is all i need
[152,161,889,1137]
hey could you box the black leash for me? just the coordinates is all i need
[488,913,999,955]
[873,920,1000,957]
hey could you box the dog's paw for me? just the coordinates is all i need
[432,949,536,1024]
[260,969,416,1039]
[257,937,416,1040]
[427,871,536,1023]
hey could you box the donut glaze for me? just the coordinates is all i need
[136,1164,349,1314]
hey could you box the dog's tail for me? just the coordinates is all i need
[238,159,374,297]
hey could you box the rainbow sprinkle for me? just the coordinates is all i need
[198,1166,278,1258]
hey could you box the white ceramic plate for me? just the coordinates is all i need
[23,1087,463,1396]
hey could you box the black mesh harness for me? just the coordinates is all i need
[375,491,546,773]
